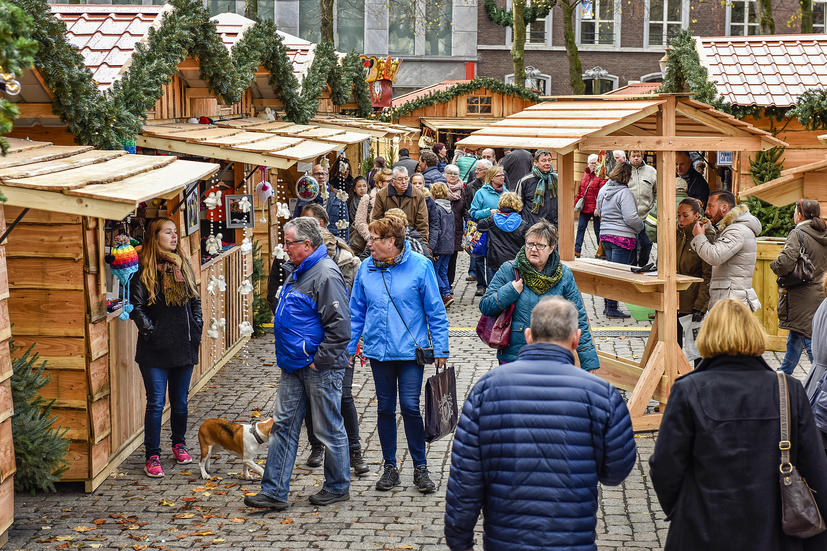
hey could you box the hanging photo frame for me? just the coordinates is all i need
[225,194,255,229]
[184,183,200,236]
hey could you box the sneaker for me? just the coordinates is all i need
[306,445,324,468]
[172,443,192,464]
[308,489,350,506]
[375,463,400,491]
[144,455,164,478]
[350,448,369,476]
[574,251,582,258]
[474,287,485,297]
[442,295,454,308]
[244,493,289,510]
[413,465,436,494]
[465,275,477,282]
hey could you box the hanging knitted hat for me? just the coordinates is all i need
[109,234,139,321]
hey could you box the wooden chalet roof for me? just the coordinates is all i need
[0,138,218,219]
[605,82,661,95]
[739,157,827,207]
[695,34,827,107]
[309,114,418,139]
[137,121,355,168]
[455,95,786,153]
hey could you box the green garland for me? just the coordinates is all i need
[786,89,827,130]
[0,0,37,155]
[377,77,539,123]
[12,0,372,149]
[484,0,553,27]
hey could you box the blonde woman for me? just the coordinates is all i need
[130,217,203,478]
[476,191,529,275]
[650,299,827,551]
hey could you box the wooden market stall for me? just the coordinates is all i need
[0,138,219,493]
[0,204,12,548]
[457,94,786,430]
[386,79,537,157]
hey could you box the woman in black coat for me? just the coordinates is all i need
[650,298,827,551]
[131,217,203,478]
[476,191,528,275]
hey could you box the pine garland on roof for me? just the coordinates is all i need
[0,0,37,155]
[377,77,539,123]
[11,0,372,149]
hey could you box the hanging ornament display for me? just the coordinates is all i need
[255,176,274,223]
[205,233,223,256]
[238,279,254,295]
[207,317,226,339]
[238,321,254,338]
[207,274,226,295]
[295,174,319,202]
[241,236,253,253]
[237,195,252,213]
[107,234,139,321]
[275,202,290,219]
[204,190,223,210]
[272,243,288,260]
[328,154,351,239]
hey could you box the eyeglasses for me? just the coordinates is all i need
[367,235,389,243]
[393,177,409,182]
[526,242,549,251]
[284,239,306,247]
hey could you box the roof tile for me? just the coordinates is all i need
[696,34,827,107]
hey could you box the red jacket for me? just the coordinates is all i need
[576,169,606,214]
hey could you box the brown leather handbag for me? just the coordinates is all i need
[777,372,826,538]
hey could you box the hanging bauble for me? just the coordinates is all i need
[295,175,319,202]
[107,234,139,321]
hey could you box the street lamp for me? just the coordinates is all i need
[583,65,609,95]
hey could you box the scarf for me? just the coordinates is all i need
[447,179,464,202]
[530,165,558,214]
[515,246,563,295]
[157,252,194,306]
[373,249,404,269]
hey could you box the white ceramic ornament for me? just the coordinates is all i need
[336,219,349,230]
[207,317,221,339]
[272,244,288,260]
[204,190,222,210]
[241,237,253,254]
[336,189,348,202]
[238,279,253,295]
[237,196,252,213]
[205,233,223,255]
[276,202,290,219]
[239,321,254,337]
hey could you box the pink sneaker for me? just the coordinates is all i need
[144,455,164,478]
[172,443,192,464]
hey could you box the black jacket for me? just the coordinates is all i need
[130,272,203,368]
[501,149,533,191]
[477,211,528,274]
[649,355,827,551]
[392,156,419,180]
[516,173,558,227]
[463,178,484,216]
[682,167,709,207]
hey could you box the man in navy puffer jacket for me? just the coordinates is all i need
[445,296,636,551]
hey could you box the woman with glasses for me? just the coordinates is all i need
[348,216,449,494]
[480,220,598,368]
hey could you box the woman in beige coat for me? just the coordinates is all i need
[350,168,391,254]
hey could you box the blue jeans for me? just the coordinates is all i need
[473,254,488,289]
[636,228,653,267]
[575,212,600,254]
[139,364,193,459]
[306,363,360,450]
[779,331,813,375]
[468,254,476,276]
[260,367,350,500]
[434,255,451,297]
[370,359,427,467]
[601,239,635,311]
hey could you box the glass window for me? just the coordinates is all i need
[425,0,452,56]
[648,0,684,46]
[814,2,826,33]
[258,0,275,21]
[337,0,364,52]
[584,78,616,95]
[299,0,321,44]
[467,96,493,114]
[527,0,547,44]
[580,0,616,45]
[389,2,416,55]
[728,0,759,36]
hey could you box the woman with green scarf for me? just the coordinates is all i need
[479,220,599,368]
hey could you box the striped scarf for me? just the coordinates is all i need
[515,246,563,295]
[530,165,558,214]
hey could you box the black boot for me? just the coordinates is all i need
[413,465,436,494]
[350,448,369,475]
[306,445,324,468]
[376,463,400,491]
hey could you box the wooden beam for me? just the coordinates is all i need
[558,151,575,261]
[579,136,764,151]
[135,135,294,169]
[0,185,136,220]
[14,103,58,119]
[627,342,666,418]
[675,102,752,137]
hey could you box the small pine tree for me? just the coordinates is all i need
[10,343,69,493]
[747,147,794,238]
[251,240,273,336]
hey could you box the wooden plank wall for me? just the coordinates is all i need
[0,205,15,547]
[148,73,253,121]
[738,115,827,192]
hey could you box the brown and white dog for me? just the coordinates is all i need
[198,417,274,479]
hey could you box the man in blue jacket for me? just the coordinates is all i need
[245,217,351,511]
[445,296,636,551]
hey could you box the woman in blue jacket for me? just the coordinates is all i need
[348,216,449,495]
[480,219,599,369]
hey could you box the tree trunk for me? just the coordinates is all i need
[563,1,585,94]
[321,0,335,43]
[757,0,775,34]
[511,0,526,89]
[800,0,814,33]
[245,0,258,19]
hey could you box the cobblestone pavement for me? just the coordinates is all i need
[8,224,805,551]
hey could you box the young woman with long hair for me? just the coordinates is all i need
[130,217,203,478]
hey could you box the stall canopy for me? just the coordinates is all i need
[456,96,785,153]
[137,122,353,168]
[310,114,419,140]
[0,138,218,220]
[421,117,503,131]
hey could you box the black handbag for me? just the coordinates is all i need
[777,372,827,538]
[424,364,458,442]
[381,271,434,366]
[777,229,815,289]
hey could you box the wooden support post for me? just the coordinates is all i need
[658,96,679,391]
[558,151,575,261]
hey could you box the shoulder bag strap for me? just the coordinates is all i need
[777,372,793,474]
[380,270,430,349]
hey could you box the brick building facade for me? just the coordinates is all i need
[477,0,817,95]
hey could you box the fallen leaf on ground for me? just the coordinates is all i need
[93,519,106,525]
[55,536,74,541]
[73,526,94,532]
[212,538,226,544]
[159,499,175,507]
[181,497,197,502]
[279,519,293,525]
[132,545,148,550]
[174,513,196,519]
[250,411,262,418]
[179,471,192,476]
[40,526,51,530]
[187,530,215,536]
[89,544,102,549]
[126,524,140,530]
[228,517,245,523]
